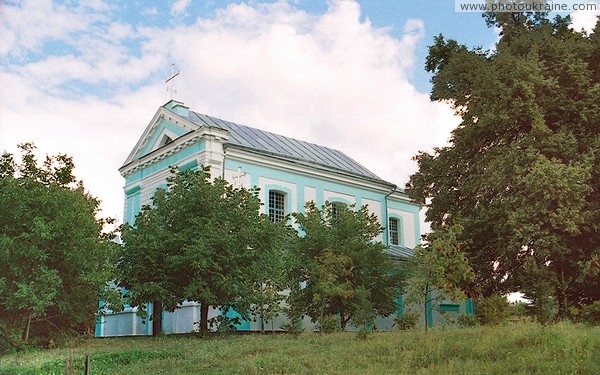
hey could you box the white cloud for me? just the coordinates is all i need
[0,0,459,225]
[171,0,192,15]
[569,2,600,34]
[155,1,458,183]
[142,7,159,16]
[0,0,106,59]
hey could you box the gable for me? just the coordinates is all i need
[122,105,199,167]
[138,120,188,156]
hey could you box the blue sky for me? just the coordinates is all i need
[1,0,598,223]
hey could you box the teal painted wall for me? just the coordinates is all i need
[386,198,421,247]
[113,118,426,335]
[466,298,475,315]
[223,157,420,244]
[124,186,141,224]
[139,119,190,157]
[125,141,206,185]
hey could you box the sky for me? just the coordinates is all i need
[1,0,599,226]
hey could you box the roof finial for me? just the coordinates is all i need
[165,63,180,100]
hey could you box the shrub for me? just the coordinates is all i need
[565,305,582,323]
[582,301,600,326]
[534,296,558,324]
[457,313,478,327]
[352,289,376,340]
[281,320,304,335]
[476,295,510,325]
[208,315,239,334]
[393,312,419,330]
[318,315,341,333]
[508,301,528,317]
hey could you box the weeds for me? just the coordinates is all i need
[1,322,598,375]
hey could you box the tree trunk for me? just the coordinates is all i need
[556,287,569,319]
[556,271,570,319]
[23,310,32,343]
[200,301,209,334]
[340,310,347,331]
[152,301,162,337]
[424,284,429,333]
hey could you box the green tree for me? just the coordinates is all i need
[118,167,286,334]
[289,201,402,331]
[0,143,118,349]
[475,294,510,326]
[403,224,474,331]
[407,13,600,317]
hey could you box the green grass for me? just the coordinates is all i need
[1,322,599,374]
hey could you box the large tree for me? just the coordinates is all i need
[289,201,402,330]
[118,167,287,334]
[407,13,600,317]
[0,144,118,349]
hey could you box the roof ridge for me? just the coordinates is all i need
[191,110,350,154]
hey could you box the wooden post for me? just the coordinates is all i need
[64,349,74,375]
[85,354,90,375]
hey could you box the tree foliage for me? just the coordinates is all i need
[475,294,510,326]
[289,201,402,331]
[0,143,118,349]
[403,224,474,331]
[118,167,287,334]
[408,13,600,317]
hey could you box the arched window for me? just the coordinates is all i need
[331,202,346,221]
[269,190,286,222]
[389,217,400,245]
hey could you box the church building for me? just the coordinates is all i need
[95,100,472,336]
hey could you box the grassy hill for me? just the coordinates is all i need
[1,322,599,374]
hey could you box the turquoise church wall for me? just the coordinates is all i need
[124,141,206,185]
[97,102,473,336]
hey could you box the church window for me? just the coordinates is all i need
[269,191,286,222]
[331,202,346,221]
[389,217,400,245]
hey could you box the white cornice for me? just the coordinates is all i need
[389,190,414,204]
[120,105,414,205]
[120,132,199,177]
[223,146,399,196]
[120,126,229,178]
[120,106,231,178]
[122,107,201,167]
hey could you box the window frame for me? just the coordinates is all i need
[330,201,347,221]
[268,190,286,223]
[389,217,400,246]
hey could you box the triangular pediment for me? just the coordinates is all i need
[121,103,200,167]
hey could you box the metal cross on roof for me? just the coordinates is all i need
[165,63,180,100]
[232,167,247,188]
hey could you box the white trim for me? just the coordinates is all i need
[225,147,403,197]
[121,105,414,204]
[324,190,355,205]
[120,126,229,178]
[122,107,203,167]
[123,107,188,166]
[151,128,179,152]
